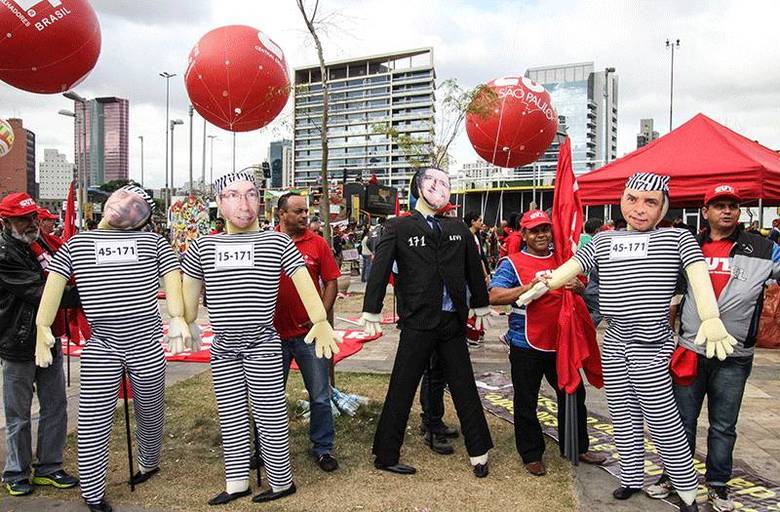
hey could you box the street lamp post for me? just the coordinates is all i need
[188,105,194,193]
[62,91,88,229]
[138,135,144,186]
[159,71,176,213]
[665,39,680,132]
[201,118,207,192]
[170,119,184,198]
[603,67,615,166]
[207,134,218,194]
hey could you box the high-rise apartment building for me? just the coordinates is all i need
[268,139,292,188]
[74,96,129,186]
[525,62,618,174]
[39,149,73,200]
[637,118,659,148]
[293,48,436,193]
[0,118,36,198]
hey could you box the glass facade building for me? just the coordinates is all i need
[268,139,292,188]
[75,97,129,186]
[293,48,436,192]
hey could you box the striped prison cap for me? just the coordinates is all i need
[120,185,156,212]
[625,172,670,193]
[214,171,256,195]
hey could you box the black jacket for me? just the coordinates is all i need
[363,211,489,330]
[0,232,78,362]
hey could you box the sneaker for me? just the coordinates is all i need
[32,469,78,489]
[708,485,735,512]
[5,479,34,496]
[467,339,481,348]
[645,473,675,499]
[317,453,339,472]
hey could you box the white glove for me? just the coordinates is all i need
[359,312,383,336]
[516,281,550,306]
[167,316,192,355]
[304,320,342,359]
[695,318,738,361]
[187,322,202,352]
[35,325,55,368]
[469,306,491,331]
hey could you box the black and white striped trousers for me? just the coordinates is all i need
[601,334,698,492]
[77,335,166,505]
[210,330,292,490]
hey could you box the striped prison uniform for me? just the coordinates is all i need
[573,228,701,492]
[182,231,305,490]
[48,230,178,505]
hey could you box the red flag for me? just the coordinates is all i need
[63,180,76,241]
[552,137,603,393]
[394,195,400,216]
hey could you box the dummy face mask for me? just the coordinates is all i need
[417,168,451,211]
[104,188,152,230]
[620,189,667,232]
[217,180,260,229]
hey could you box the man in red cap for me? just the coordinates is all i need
[488,210,605,476]
[646,184,780,511]
[0,193,79,496]
[36,208,62,249]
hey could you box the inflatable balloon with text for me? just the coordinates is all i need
[0,0,101,94]
[465,76,558,168]
[0,118,14,158]
[185,25,290,132]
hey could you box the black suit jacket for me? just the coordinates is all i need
[362,210,489,331]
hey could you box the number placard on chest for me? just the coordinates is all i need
[95,240,139,264]
[609,234,650,261]
[214,243,255,269]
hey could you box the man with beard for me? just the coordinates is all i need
[0,193,80,497]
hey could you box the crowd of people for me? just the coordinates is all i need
[0,170,778,512]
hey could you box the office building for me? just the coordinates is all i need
[281,143,293,188]
[293,48,436,193]
[74,96,129,186]
[39,149,73,201]
[637,118,659,148]
[0,118,36,198]
[525,62,618,174]
[268,139,292,188]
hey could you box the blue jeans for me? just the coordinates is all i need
[361,255,372,282]
[2,350,67,482]
[673,354,753,486]
[281,337,334,456]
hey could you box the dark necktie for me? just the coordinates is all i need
[427,215,441,237]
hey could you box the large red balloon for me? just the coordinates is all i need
[0,0,101,94]
[466,76,558,168]
[185,25,289,133]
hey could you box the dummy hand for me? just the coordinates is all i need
[695,318,737,361]
[304,320,342,359]
[35,326,55,368]
[359,312,382,336]
[516,281,550,306]
[469,307,491,331]
[167,316,192,355]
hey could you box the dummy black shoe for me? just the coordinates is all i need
[252,482,297,503]
[420,423,459,439]
[425,432,454,455]
[86,500,112,512]
[373,460,417,475]
[473,462,489,478]
[207,489,251,506]
[613,486,642,500]
[679,500,699,512]
[129,467,158,486]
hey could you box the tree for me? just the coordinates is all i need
[98,179,137,193]
[296,0,333,244]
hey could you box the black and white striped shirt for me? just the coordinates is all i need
[48,231,179,335]
[181,231,305,332]
[574,228,704,342]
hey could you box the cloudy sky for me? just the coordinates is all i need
[2,0,779,190]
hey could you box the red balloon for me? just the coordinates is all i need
[465,76,558,168]
[185,25,289,133]
[0,0,101,94]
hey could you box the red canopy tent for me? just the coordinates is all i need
[578,114,780,206]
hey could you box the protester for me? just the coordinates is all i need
[505,212,523,255]
[579,218,602,249]
[646,184,780,512]
[464,211,490,281]
[746,220,761,235]
[274,192,341,472]
[488,210,605,476]
[210,217,225,235]
[360,226,373,283]
[309,216,323,237]
[768,218,780,244]
[0,193,79,497]
[497,219,509,258]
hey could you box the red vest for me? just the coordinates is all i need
[505,251,562,351]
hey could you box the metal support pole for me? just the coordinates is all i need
[138,136,144,187]
[188,105,194,193]
[232,132,237,172]
[122,370,136,492]
[201,118,207,191]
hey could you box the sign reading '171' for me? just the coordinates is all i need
[609,234,650,260]
[95,240,139,264]
[214,243,255,269]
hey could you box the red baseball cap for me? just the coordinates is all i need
[521,209,552,230]
[37,208,58,220]
[0,193,38,218]
[704,184,741,205]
